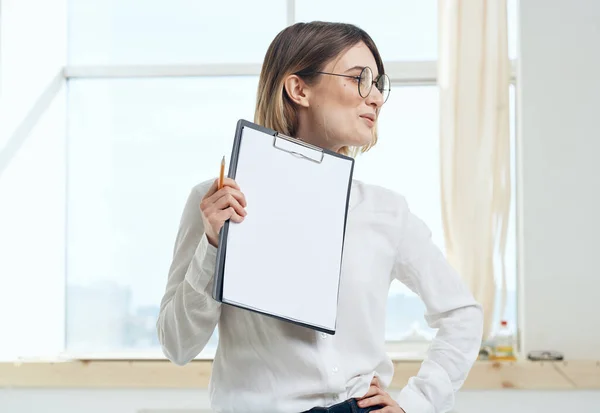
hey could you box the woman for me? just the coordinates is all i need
[157,22,483,413]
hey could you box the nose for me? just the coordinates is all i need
[365,85,384,108]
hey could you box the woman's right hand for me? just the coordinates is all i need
[200,177,247,248]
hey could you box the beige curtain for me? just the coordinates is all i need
[438,0,511,339]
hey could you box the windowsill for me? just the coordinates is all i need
[20,340,432,363]
[1,359,598,390]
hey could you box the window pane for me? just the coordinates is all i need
[0,88,66,360]
[354,86,440,340]
[66,80,517,353]
[68,0,286,65]
[0,0,66,125]
[66,77,258,354]
[370,85,518,341]
[295,0,437,61]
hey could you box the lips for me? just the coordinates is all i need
[360,114,376,127]
[360,113,376,122]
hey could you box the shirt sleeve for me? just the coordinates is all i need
[156,183,222,366]
[392,196,484,413]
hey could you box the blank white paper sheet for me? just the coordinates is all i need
[221,124,353,332]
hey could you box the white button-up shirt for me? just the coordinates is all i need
[157,179,483,413]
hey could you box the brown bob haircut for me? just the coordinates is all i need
[254,21,385,157]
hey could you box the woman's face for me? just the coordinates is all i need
[293,42,385,152]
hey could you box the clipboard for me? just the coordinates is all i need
[212,119,354,334]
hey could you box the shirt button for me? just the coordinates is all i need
[320,333,327,339]
[333,395,339,401]
[332,366,339,373]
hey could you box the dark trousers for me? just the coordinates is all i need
[302,398,384,413]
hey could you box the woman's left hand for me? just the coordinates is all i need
[356,377,406,413]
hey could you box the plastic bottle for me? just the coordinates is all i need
[491,320,517,361]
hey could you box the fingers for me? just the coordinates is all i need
[221,177,240,190]
[206,185,247,208]
[203,197,245,227]
[201,185,247,215]
[205,177,241,198]
[200,182,246,226]
[358,385,381,399]
[358,377,382,400]
[216,206,244,224]
[357,381,398,410]
[212,191,247,218]
[371,376,381,388]
[357,394,387,408]
[199,178,246,248]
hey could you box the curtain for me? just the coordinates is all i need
[438,0,511,339]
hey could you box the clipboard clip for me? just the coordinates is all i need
[273,133,324,164]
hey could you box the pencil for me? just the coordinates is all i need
[218,156,225,190]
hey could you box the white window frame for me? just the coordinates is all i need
[59,59,515,361]
[0,0,518,361]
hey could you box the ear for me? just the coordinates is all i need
[284,74,310,108]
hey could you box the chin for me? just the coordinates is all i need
[354,124,375,146]
[331,129,373,151]
[351,133,373,148]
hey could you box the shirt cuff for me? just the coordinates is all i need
[396,384,434,413]
[184,233,218,294]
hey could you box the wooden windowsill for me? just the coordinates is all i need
[1,360,599,390]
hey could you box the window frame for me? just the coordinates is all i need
[58,61,515,361]
[59,63,438,361]
[0,0,518,362]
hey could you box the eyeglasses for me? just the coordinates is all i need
[298,66,390,104]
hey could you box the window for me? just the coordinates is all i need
[0,86,67,361]
[295,0,438,61]
[67,0,287,65]
[0,0,67,361]
[64,82,446,355]
[0,0,66,124]
[66,77,258,354]
[1,0,518,360]
[360,86,441,341]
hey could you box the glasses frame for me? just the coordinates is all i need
[297,66,391,104]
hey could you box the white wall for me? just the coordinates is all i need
[518,0,600,358]
[1,389,600,413]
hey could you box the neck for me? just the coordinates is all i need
[294,122,342,153]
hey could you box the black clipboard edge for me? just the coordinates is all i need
[212,120,244,302]
[211,119,355,335]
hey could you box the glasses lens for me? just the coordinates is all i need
[376,74,391,103]
[359,67,373,98]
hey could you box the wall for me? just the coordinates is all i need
[518,0,600,358]
[1,389,600,413]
